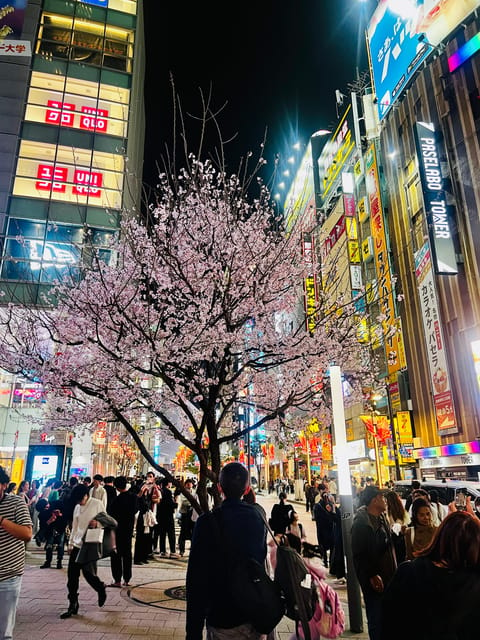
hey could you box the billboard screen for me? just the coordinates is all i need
[0,0,27,40]
[367,1,480,120]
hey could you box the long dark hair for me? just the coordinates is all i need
[385,490,407,522]
[418,511,480,569]
[410,497,431,527]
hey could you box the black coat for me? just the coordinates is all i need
[381,557,480,640]
[269,501,292,535]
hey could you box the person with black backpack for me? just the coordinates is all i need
[186,462,275,639]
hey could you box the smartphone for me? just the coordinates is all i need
[455,490,467,511]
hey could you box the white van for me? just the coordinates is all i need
[394,479,480,505]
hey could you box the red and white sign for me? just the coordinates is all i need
[46,100,75,127]
[44,100,109,132]
[72,170,102,197]
[80,106,108,132]
[35,163,103,198]
[36,165,68,193]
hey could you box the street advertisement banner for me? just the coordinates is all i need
[0,0,26,40]
[414,121,457,275]
[365,144,402,375]
[316,106,355,210]
[366,1,480,121]
[414,242,458,435]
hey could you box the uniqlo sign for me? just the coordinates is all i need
[72,170,102,197]
[79,106,108,132]
[35,164,103,197]
[45,100,109,132]
[45,101,75,126]
[36,165,68,192]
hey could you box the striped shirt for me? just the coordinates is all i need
[0,492,32,581]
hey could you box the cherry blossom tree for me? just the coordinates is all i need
[0,91,371,509]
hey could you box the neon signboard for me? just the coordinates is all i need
[78,0,108,6]
[45,100,109,133]
[413,121,457,275]
[36,164,103,197]
[367,1,480,120]
[448,32,480,73]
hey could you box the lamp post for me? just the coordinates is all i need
[330,365,363,633]
[371,401,382,487]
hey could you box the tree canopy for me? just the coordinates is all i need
[0,155,369,510]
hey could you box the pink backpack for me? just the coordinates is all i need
[316,579,345,639]
[295,577,345,640]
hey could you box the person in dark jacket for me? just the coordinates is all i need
[109,476,139,587]
[351,485,396,640]
[268,492,292,535]
[381,511,480,640]
[186,462,267,640]
[37,497,68,569]
[313,492,336,568]
[103,476,117,514]
[157,478,178,558]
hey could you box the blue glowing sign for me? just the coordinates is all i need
[367,1,430,121]
[78,0,108,7]
[448,33,480,72]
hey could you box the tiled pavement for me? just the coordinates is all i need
[14,492,369,640]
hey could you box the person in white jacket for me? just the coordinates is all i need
[60,484,109,619]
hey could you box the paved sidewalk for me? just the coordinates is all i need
[14,491,369,640]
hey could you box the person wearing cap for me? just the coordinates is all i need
[351,485,397,640]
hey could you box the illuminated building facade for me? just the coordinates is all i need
[367,1,480,479]
[0,0,145,481]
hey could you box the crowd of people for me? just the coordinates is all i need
[3,466,480,640]
[0,467,200,638]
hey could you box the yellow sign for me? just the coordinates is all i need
[366,144,402,375]
[346,217,358,240]
[348,241,360,263]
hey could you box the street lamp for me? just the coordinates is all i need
[371,394,383,486]
[330,365,363,633]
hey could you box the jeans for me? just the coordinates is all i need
[0,575,22,640]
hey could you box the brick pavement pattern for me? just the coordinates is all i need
[14,491,368,639]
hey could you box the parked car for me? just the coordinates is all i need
[394,479,480,506]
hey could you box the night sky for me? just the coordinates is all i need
[142,1,377,194]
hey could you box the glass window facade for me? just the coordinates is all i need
[1,217,116,284]
[36,13,134,73]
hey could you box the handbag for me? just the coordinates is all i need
[76,541,103,564]
[85,527,104,543]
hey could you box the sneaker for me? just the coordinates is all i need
[159,552,167,557]
[40,563,51,569]
[109,582,122,588]
[169,553,179,559]
[179,552,184,557]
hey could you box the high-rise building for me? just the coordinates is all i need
[0,0,145,481]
